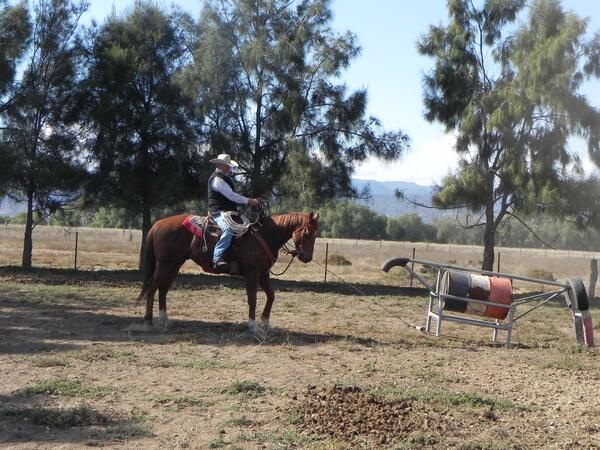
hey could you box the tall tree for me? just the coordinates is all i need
[0,0,30,194]
[82,1,200,268]
[418,0,600,270]
[2,0,88,269]
[180,0,408,200]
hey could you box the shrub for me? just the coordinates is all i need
[325,254,352,266]
[526,268,555,281]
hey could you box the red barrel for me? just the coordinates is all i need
[440,270,512,320]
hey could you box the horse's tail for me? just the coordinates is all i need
[136,228,156,304]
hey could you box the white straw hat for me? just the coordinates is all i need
[209,153,239,167]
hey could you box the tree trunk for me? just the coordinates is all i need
[482,207,496,271]
[21,189,34,270]
[138,195,152,271]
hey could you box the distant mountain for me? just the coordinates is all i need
[0,197,26,217]
[351,179,449,220]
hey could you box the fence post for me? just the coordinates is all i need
[590,259,598,300]
[74,231,79,270]
[497,252,501,273]
[410,247,416,288]
[324,243,329,283]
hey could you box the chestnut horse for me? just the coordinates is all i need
[135,211,319,334]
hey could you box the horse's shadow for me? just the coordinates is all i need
[0,294,383,355]
[0,265,425,297]
[131,318,382,348]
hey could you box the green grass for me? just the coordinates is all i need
[222,380,267,398]
[0,403,107,428]
[17,378,115,399]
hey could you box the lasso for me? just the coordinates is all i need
[220,211,255,237]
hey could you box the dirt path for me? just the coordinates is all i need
[1,269,600,449]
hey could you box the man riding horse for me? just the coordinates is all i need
[135,153,319,335]
[208,153,260,273]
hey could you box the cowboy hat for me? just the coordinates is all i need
[209,153,239,167]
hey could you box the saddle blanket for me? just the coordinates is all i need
[183,215,205,237]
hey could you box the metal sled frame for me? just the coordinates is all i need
[382,257,589,348]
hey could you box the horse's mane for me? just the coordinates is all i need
[270,212,308,229]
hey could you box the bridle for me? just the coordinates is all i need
[290,221,318,260]
[270,220,317,276]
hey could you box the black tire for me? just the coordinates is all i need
[381,257,410,272]
[567,277,589,311]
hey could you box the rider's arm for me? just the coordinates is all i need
[211,177,251,204]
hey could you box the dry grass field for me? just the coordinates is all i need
[1,225,600,449]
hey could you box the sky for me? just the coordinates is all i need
[81,0,600,185]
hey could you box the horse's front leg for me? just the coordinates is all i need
[258,270,275,331]
[244,271,261,333]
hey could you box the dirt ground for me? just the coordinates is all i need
[2,226,600,449]
[1,265,600,449]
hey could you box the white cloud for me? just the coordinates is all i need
[353,133,459,185]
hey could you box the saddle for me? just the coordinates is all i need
[183,214,275,275]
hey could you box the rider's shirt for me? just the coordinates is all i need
[208,170,250,216]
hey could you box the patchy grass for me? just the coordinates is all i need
[93,423,152,441]
[525,268,555,282]
[325,254,352,266]
[542,357,586,371]
[371,385,526,412]
[222,380,267,398]
[176,357,243,370]
[208,435,230,448]
[69,347,136,362]
[224,416,254,427]
[409,368,461,383]
[16,378,115,399]
[0,403,107,428]
[152,395,210,411]
[235,429,318,447]
[27,355,69,367]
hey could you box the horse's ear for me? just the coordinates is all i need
[311,211,319,221]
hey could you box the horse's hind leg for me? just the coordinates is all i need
[157,262,183,330]
[143,279,159,325]
[244,271,261,333]
[143,263,170,326]
[258,270,275,330]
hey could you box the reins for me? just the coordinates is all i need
[269,241,299,276]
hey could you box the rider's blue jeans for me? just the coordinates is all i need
[213,213,235,263]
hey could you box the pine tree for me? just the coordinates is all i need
[418,0,600,270]
[82,1,201,268]
[2,0,88,269]
[180,0,408,200]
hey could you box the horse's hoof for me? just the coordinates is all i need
[248,319,265,336]
[260,319,270,332]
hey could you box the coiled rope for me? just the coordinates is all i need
[219,211,255,237]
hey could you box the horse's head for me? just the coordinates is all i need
[291,212,319,263]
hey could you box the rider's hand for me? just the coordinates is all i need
[248,198,261,206]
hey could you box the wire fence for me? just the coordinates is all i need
[1,224,599,292]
